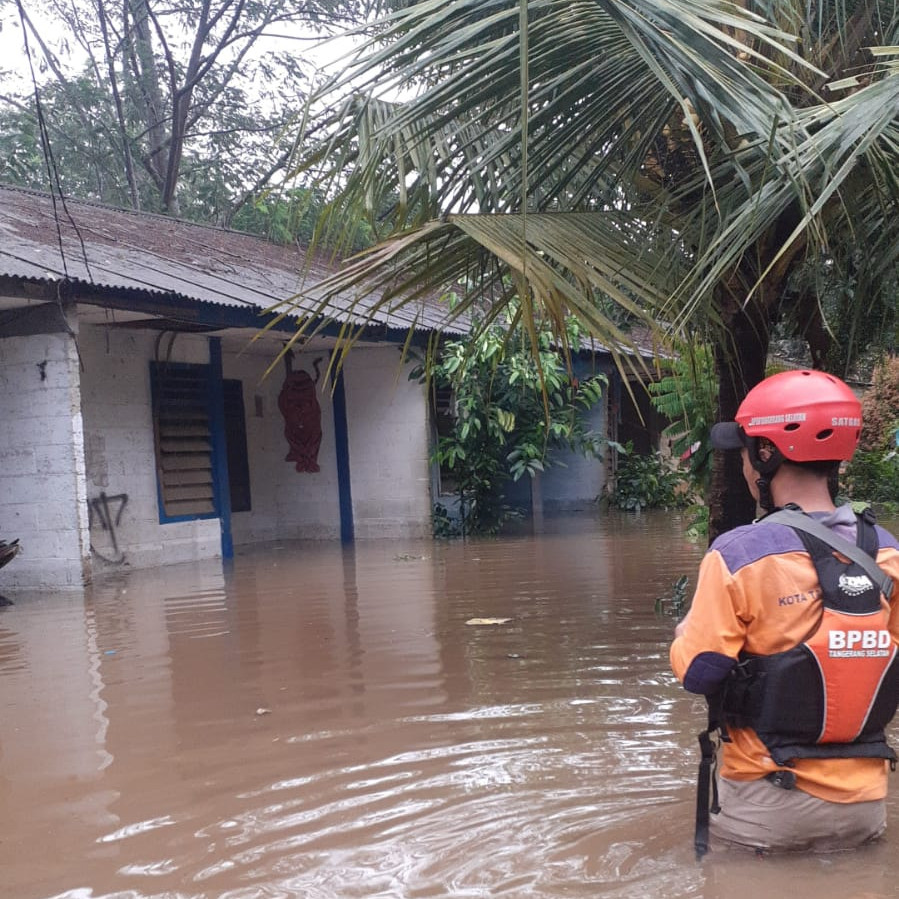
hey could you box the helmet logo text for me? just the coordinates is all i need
[747,413,807,426]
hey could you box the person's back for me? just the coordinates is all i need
[670,370,899,854]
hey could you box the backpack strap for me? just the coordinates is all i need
[764,509,894,600]
[857,507,881,557]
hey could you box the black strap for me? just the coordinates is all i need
[695,690,725,859]
[764,509,893,600]
[767,740,897,766]
[694,729,718,859]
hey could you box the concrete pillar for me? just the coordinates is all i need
[0,321,90,590]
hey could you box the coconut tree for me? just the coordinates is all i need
[277,0,899,537]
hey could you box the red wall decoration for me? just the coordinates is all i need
[278,355,323,473]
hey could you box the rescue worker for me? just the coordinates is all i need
[670,369,899,854]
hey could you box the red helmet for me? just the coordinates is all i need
[712,370,862,462]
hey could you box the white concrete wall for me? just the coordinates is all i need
[225,344,433,543]
[0,326,90,590]
[79,330,433,567]
[79,326,221,576]
[343,348,433,539]
[4,321,435,588]
[222,345,342,543]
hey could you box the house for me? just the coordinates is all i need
[0,185,659,591]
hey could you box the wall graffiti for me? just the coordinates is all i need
[89,492,129,564]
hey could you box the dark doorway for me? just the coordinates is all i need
[223,379,252,513]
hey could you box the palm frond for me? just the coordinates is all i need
[273,0,899,383]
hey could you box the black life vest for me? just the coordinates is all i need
[720,512,899,767]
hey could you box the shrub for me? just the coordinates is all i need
[843,356,899,514]
[858,356,899,453]
[612,443,690,511]
[843,451,899,515]
[413,305,609,536]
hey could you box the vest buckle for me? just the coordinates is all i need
[766,770,797,790]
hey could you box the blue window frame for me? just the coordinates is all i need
[150,361,218,523]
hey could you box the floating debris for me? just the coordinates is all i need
[655,575,690,618]
[466,617,512,626]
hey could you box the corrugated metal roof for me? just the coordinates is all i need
[0,185,462,334]
[0,186,667,360]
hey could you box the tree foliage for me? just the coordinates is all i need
[648,342,717,493]
[230,186,375,247]
[413,306,608,536]
[0,0,384,222]
[269,0,899,539]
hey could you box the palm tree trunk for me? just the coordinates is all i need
[707,288,769,542]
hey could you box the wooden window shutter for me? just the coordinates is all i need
[152,363,216,519]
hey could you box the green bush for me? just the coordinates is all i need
[612,443,690,511]
[843,450,899,515]
[414,304,609,536]
[843,356,899,515]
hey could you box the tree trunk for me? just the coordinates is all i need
[707,287,770,543]
[97,0,141,210]
[126,0,170,197]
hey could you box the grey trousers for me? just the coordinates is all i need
[711,776,886,853]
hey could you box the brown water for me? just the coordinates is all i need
[2,511,899,899]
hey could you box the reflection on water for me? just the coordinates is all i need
[1,511,898,899]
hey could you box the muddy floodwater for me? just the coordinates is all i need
[3,511,899,899]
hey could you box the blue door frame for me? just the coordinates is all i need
[156,340,351,555]
[332,369,355,544]
[208,339,234,560]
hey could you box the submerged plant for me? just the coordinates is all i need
[655,575,690,617]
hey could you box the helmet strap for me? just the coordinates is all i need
[746,437,784,513]
[745,437,784,476]
[755,476,776,513]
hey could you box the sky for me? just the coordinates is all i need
[0,10,43,92]
[0,5,361,96]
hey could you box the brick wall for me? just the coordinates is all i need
[79,326,220,574]
[0,327,90,590]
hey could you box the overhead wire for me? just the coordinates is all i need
[14,0,88,362]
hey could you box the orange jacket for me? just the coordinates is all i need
[670,506,899,803]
